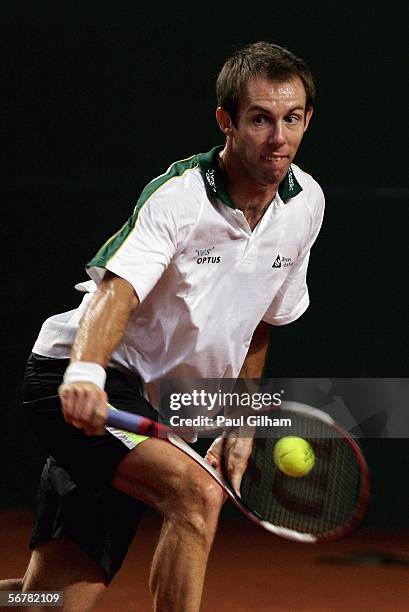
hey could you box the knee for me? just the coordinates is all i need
[187,473,224,519]
[164,464,224,536]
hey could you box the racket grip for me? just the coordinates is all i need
[106,408,150,434]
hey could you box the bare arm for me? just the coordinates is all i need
[238,320,270,379]
[70,272,139,365]
[59,272,139,434]
[205,321,271,494]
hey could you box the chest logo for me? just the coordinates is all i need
[194,246,221,264]
[272,254,293,268]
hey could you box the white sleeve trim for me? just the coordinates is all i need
[105,261,148,303]
[85,262,157,304]
[74,279,98,293]
[263,291,309,326]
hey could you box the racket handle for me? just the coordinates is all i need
[107,408,158,436]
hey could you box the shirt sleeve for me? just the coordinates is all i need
[262,185,325,326]
[86,192,179,303]
[262,251,311,325]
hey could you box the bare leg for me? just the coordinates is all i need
[149,506,218,612]
[112,438,224,612]
[0,579,22,590]
[21,540,106,612]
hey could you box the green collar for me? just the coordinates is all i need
[198,145,302,208]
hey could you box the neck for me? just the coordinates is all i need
[218,149,278,214]
[218,149,278,230]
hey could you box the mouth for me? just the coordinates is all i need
[261,155,288,163]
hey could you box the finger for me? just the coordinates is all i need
[204,436,224,467]
[59,385,81,423]
[71,386,93,422]
[59,384,107,432]
[75,392,107,434]
[229,470,244,498]
[74,392,95,424]
[90,399,108,433]
[58,384,76,423]
[228,454,248,498]
[73,406,107,435]
[204,452,219,468]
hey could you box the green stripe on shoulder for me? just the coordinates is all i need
[87,154,200,270]
[137,154,199,208]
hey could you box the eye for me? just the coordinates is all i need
[253,114,269,125]
[285,114,301,125]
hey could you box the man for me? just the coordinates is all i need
[2,41,324,611]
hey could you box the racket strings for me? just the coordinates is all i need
[237,412,364,537]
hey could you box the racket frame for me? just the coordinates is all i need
[106,401,370,543]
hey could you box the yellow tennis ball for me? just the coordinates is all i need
[273,436,315,477]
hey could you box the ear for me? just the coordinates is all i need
[216,107,234,136]
[303,106,313,133]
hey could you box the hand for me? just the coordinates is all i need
[204,435,228,502]
[224,436,253,497]
[205,434,253,497]
[58,381,108,435]
[204,435,224,470]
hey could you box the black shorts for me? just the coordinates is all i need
[23,353,159,583]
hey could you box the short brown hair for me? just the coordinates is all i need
[216,41,316,124]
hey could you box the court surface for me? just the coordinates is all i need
[1,510,408,611]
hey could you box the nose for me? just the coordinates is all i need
[267,122,286,147]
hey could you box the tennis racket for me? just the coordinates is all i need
[106,401,370,543]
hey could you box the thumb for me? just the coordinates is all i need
[204,450,219,469]
[229,470,243,498]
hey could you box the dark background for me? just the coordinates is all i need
[2,2,408,525]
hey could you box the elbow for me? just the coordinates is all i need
[129,292,139,311]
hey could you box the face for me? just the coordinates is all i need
[218,76,312,187]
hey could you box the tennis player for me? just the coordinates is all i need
[2,41,324,611]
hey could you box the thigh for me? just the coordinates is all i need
[112,436,225,516]
[23,540,106,611]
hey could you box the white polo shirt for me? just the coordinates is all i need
[33,146,325,401]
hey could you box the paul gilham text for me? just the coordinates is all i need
[169,415,292,428]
